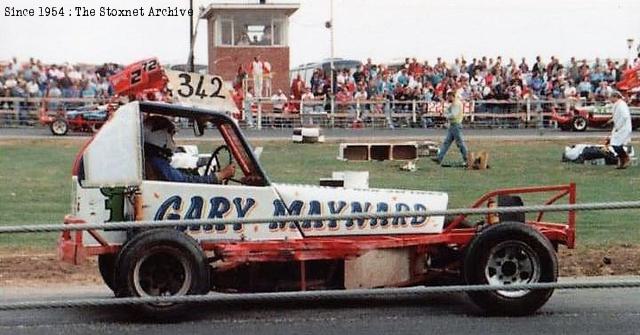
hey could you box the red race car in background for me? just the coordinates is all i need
[552,64,640,132]
[551,104,640,132]
[39,58,167,135]
[40,103,114,136]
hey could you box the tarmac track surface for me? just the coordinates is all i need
[0,277,639,335]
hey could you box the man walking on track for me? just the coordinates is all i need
[433,90,469,166]
[606,90,632,169]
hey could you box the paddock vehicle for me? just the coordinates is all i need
[551,104,640,132]
[58,101,576,317]
[39,58,166,135]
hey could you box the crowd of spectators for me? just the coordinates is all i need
[0,57,121,101]
[292,55,640,107]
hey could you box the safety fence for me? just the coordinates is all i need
[0,200,639,311]
[2,200,639,233]
[0,96,594,130]
[241,97,575,129]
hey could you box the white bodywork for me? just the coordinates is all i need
[82,103,143,188]
[73,102,449,247]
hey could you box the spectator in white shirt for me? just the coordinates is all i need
[336,69,347,87]
[270,89,288,127]
[26,80,40,97]
[271,89,287,112]
[251,56,264,97]
[563,80,578,99]
[301,88,319,125]
[4,75,17,89]
[68,67,82,81]
[354,86,368,101]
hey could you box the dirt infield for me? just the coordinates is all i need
[1,245,638,287]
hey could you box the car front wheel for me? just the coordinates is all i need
[572,116,587,132]
[114,229,210,318]
[463,222,558,316]
[50,118,69,136]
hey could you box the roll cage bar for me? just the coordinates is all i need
[72,101,270,187]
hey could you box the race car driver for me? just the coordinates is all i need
[143,115,236,183]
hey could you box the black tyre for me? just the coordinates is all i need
[463,222,557,316]
[50,118,69,136]
[559,123,571,131]
[571,116,587,132]
[89,122,102,133]
[98,254,117,292]
[114,229,210,317]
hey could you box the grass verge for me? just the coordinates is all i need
[1,138,639,248]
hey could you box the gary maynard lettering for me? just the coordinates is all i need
[3,6,193,17]
[153,196,430,234]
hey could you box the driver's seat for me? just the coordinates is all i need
[144,158,162,181]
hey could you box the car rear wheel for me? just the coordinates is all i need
[89,122,103,133]
[463,222,557,316]
[572,116,587,132]
[50,118,69,136]
[114,229,210,318]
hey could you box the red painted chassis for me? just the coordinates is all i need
[38,104,111,135]
[59,183,576,281]
[551,106,640,132]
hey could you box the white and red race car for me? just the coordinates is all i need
[58,100,576,317]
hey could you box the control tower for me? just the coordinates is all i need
[201,1,300,96]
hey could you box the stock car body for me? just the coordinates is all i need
[39,58,167,136]
[551,104,640,132]
[58,101,576,317]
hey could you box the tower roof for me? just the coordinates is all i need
[200,3,300,19]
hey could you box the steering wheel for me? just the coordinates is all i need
[205,145,237,184]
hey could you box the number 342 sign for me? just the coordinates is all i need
[166,70,238,113]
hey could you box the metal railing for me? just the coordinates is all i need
[0,96,609,130]
[0,97,107,127]
[0,200,639,311]
[240,97,573,129]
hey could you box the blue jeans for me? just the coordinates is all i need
[437,123,468,162]
[383,101,394,129]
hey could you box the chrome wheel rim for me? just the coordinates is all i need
[484,240,541,298]
[52,120,66,134]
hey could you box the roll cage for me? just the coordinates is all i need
[71,101,270,187]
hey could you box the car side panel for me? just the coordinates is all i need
[140,181,303,242]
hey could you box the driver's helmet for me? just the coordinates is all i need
[143,115,177,154]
